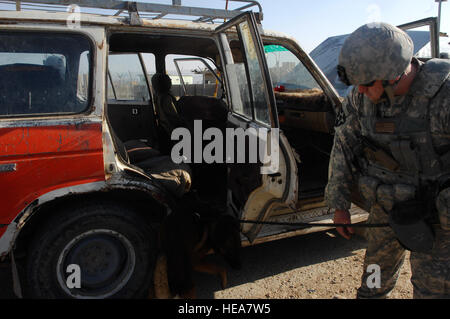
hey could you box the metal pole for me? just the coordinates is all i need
[438,0,442,33]
[436,0,448,35]
[16,1,21,11]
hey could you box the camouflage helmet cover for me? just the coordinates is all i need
[338,22,414,85]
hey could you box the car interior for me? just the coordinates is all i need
[106,31,336,210]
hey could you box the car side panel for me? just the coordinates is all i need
[0,121,105,230]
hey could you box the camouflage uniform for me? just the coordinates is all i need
[325,55,450,298]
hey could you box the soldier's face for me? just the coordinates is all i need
[358,80,385,103]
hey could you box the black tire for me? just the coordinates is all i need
[26,201,157,299]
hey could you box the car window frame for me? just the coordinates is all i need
[216,13,278,129]
[106,52,152,104]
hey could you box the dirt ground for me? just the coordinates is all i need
[194,229,413,299]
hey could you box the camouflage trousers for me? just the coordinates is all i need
[357,204,450,299]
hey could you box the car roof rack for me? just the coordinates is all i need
[2,0,263,24]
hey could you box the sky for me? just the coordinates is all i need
[0,0,448,54]
[257,0,449,53]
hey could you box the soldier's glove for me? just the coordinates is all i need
[389,199,435,253]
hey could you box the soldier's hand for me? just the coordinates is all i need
[333,209,354,240]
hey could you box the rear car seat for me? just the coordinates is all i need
[112,134,192,198]
[119,74,192,198]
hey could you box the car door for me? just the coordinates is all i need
[216,12,298,242]
[106,53,158,147]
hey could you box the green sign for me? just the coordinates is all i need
[264,45,288,53]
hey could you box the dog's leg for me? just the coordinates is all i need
[193,262,228,289]
[152,255,172,299]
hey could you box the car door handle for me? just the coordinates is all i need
[0,163,17,173]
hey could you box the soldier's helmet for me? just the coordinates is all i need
[337,22,414,86]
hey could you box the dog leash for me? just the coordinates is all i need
[238,219,389,228]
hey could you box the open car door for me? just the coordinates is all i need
[216,12,298,242]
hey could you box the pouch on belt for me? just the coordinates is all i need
[376,183,416,213]
[393,184,416,202]
[377,184,394,211]
[358,176,379,204]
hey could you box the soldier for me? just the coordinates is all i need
[325,22,450,298]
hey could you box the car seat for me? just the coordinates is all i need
[151,73,183,132]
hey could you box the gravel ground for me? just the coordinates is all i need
[0,229,413,299]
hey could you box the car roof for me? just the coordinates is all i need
[0,9,294,41]
[0,10,216,30]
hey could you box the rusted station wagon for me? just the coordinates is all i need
[0,0,371,298]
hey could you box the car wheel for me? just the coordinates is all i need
[26,201,157,299]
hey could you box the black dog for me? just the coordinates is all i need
[153,202,242,299]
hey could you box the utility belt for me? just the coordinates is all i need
[358,174,442,253]
[354,132,450,252]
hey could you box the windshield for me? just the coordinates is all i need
[264,44,320,91]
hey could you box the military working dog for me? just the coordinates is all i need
[152,200,242,298]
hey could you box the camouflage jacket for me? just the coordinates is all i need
[325,58,450,211]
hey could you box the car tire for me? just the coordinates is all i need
[26,201,157,299]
